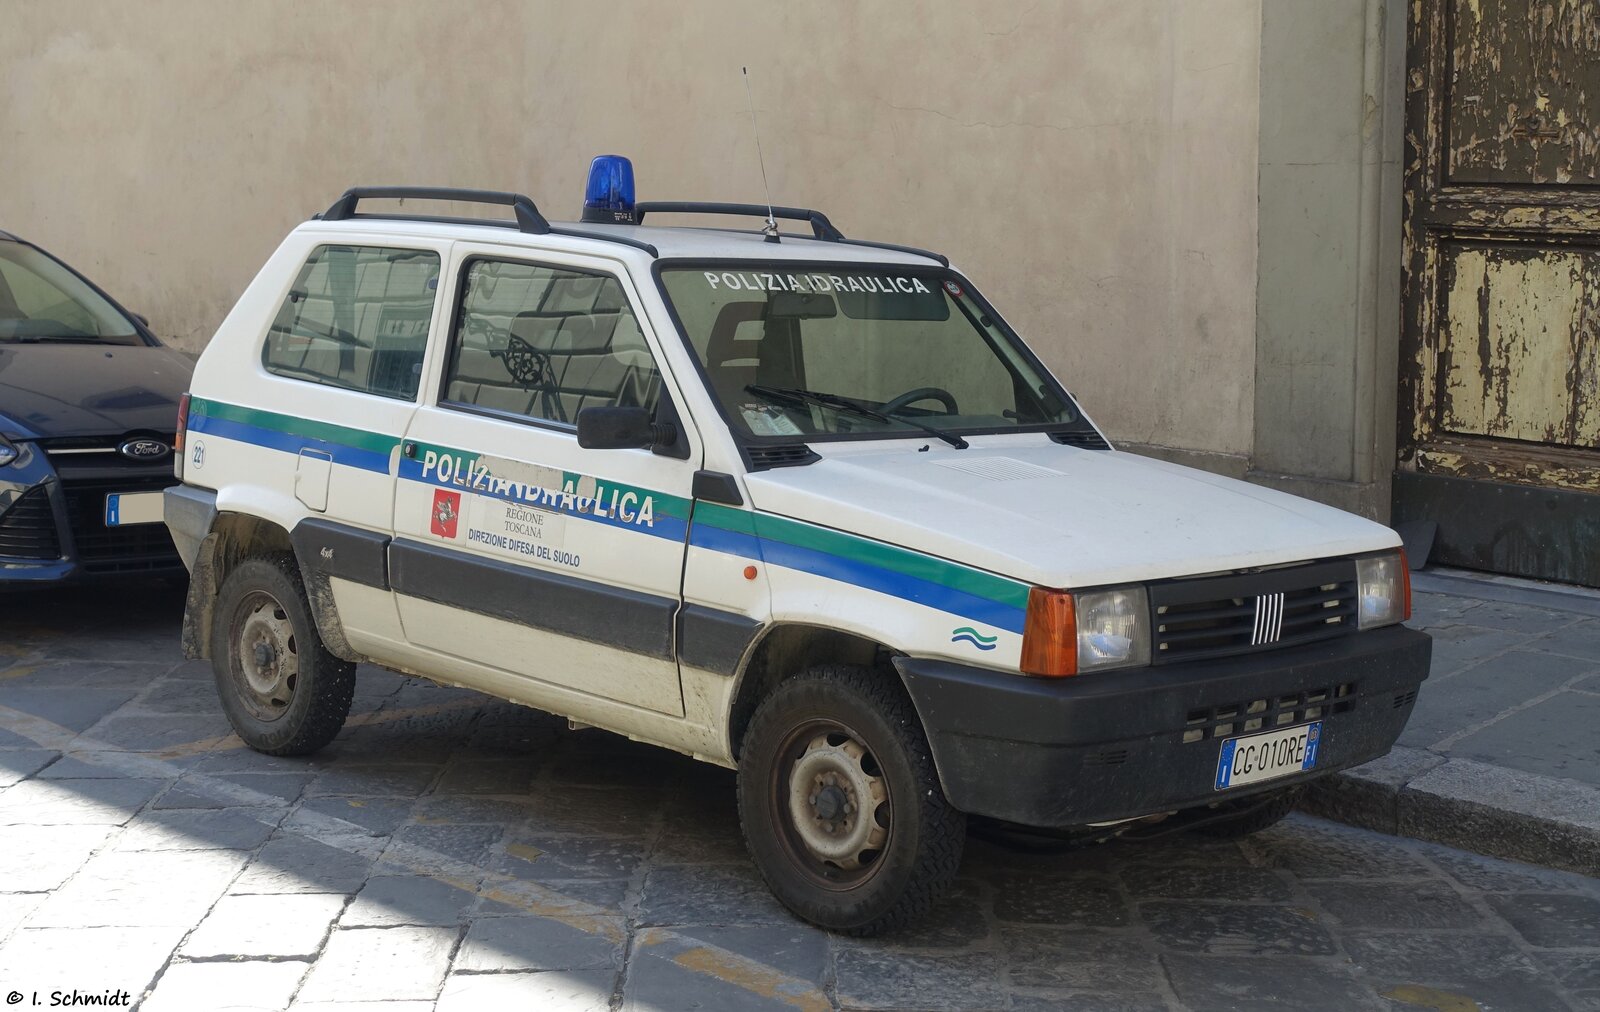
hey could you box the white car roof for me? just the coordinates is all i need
[292,215,944,268]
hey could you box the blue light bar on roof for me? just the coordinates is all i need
[581,155,637,224]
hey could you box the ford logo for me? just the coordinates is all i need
[118,438,171,462]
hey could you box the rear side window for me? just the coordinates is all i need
[262,245,440,400]
[442,258,661,427]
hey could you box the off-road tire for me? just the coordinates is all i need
[211,554,355,756]
[737,664,966,936]
[1192,787,1302,838]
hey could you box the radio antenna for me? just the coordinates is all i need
[742,67,780,243]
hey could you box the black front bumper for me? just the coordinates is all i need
[895,625,1431,827]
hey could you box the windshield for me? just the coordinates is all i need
[659,264,1078,441]
[0,242,140,344]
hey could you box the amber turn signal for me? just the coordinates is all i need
[1020,587,1077,677]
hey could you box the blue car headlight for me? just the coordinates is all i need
[0,436,18,467]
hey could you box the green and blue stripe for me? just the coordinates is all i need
[691,503,1027,633]
[187,398,1030,634]
[188,397,397,474]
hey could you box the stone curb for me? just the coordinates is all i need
[1303,745,1600,877]
[1410,569,1600,618]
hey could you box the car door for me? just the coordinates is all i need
[206,238,449,651]
[390,244,697,716]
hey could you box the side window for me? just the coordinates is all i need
[442,258,661,427]
[262,245,441,400]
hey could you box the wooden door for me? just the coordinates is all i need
[1395,0,1600,585]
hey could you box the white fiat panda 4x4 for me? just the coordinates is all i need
[166,161,1430,935]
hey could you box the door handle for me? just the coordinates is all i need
[402,440,418,459]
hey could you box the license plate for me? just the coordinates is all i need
[1214,721,1321,791]
[105,491,165,527]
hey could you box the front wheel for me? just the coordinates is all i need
[737,665,966,936]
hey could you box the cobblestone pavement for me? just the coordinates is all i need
[1,587,1597,1012]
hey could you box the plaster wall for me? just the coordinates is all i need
[0,0,1262,459]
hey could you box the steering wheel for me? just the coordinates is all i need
[880,386,959,415]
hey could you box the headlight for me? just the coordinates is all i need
[1075,586,1151,672]
[0,437,17,467]
[1021,584,1150,677]
[1355,551,1410,629]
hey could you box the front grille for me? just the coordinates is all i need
[0,486,62,559]
[1182,683,1356,744]
[59,476,180,574]
[37,436,119,452]
[1150,559,1359,665]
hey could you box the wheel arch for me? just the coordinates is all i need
[182,511,360,662]
[726,623,904,761]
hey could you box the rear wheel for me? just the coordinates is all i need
[211,555,355,756]
[737,665,965,936]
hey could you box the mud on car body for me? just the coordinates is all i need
[166,165,1430,935]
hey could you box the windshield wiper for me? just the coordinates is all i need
[746,384,969,449]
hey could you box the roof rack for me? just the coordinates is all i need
[321,186,551,234]
[787,234,950,268]
[634,201,948,266]
[315,189,943,265]
[549,227,657,257]
[317,186,658,255]
[635,202,845,242]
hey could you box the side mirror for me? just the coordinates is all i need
[132,313,151,327]
[577,406,675,451]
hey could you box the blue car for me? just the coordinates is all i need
[0,229,192,583]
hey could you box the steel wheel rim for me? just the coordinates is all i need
[228,589,299,722]
[771,718,892,889]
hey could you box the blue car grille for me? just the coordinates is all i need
[0,486,62,560]
[59,476,180,574]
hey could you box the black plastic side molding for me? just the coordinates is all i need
[677,605,763,676]
[388,539,676,660]
[291,518,391,589]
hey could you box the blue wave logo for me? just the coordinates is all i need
[950,626,998,651]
